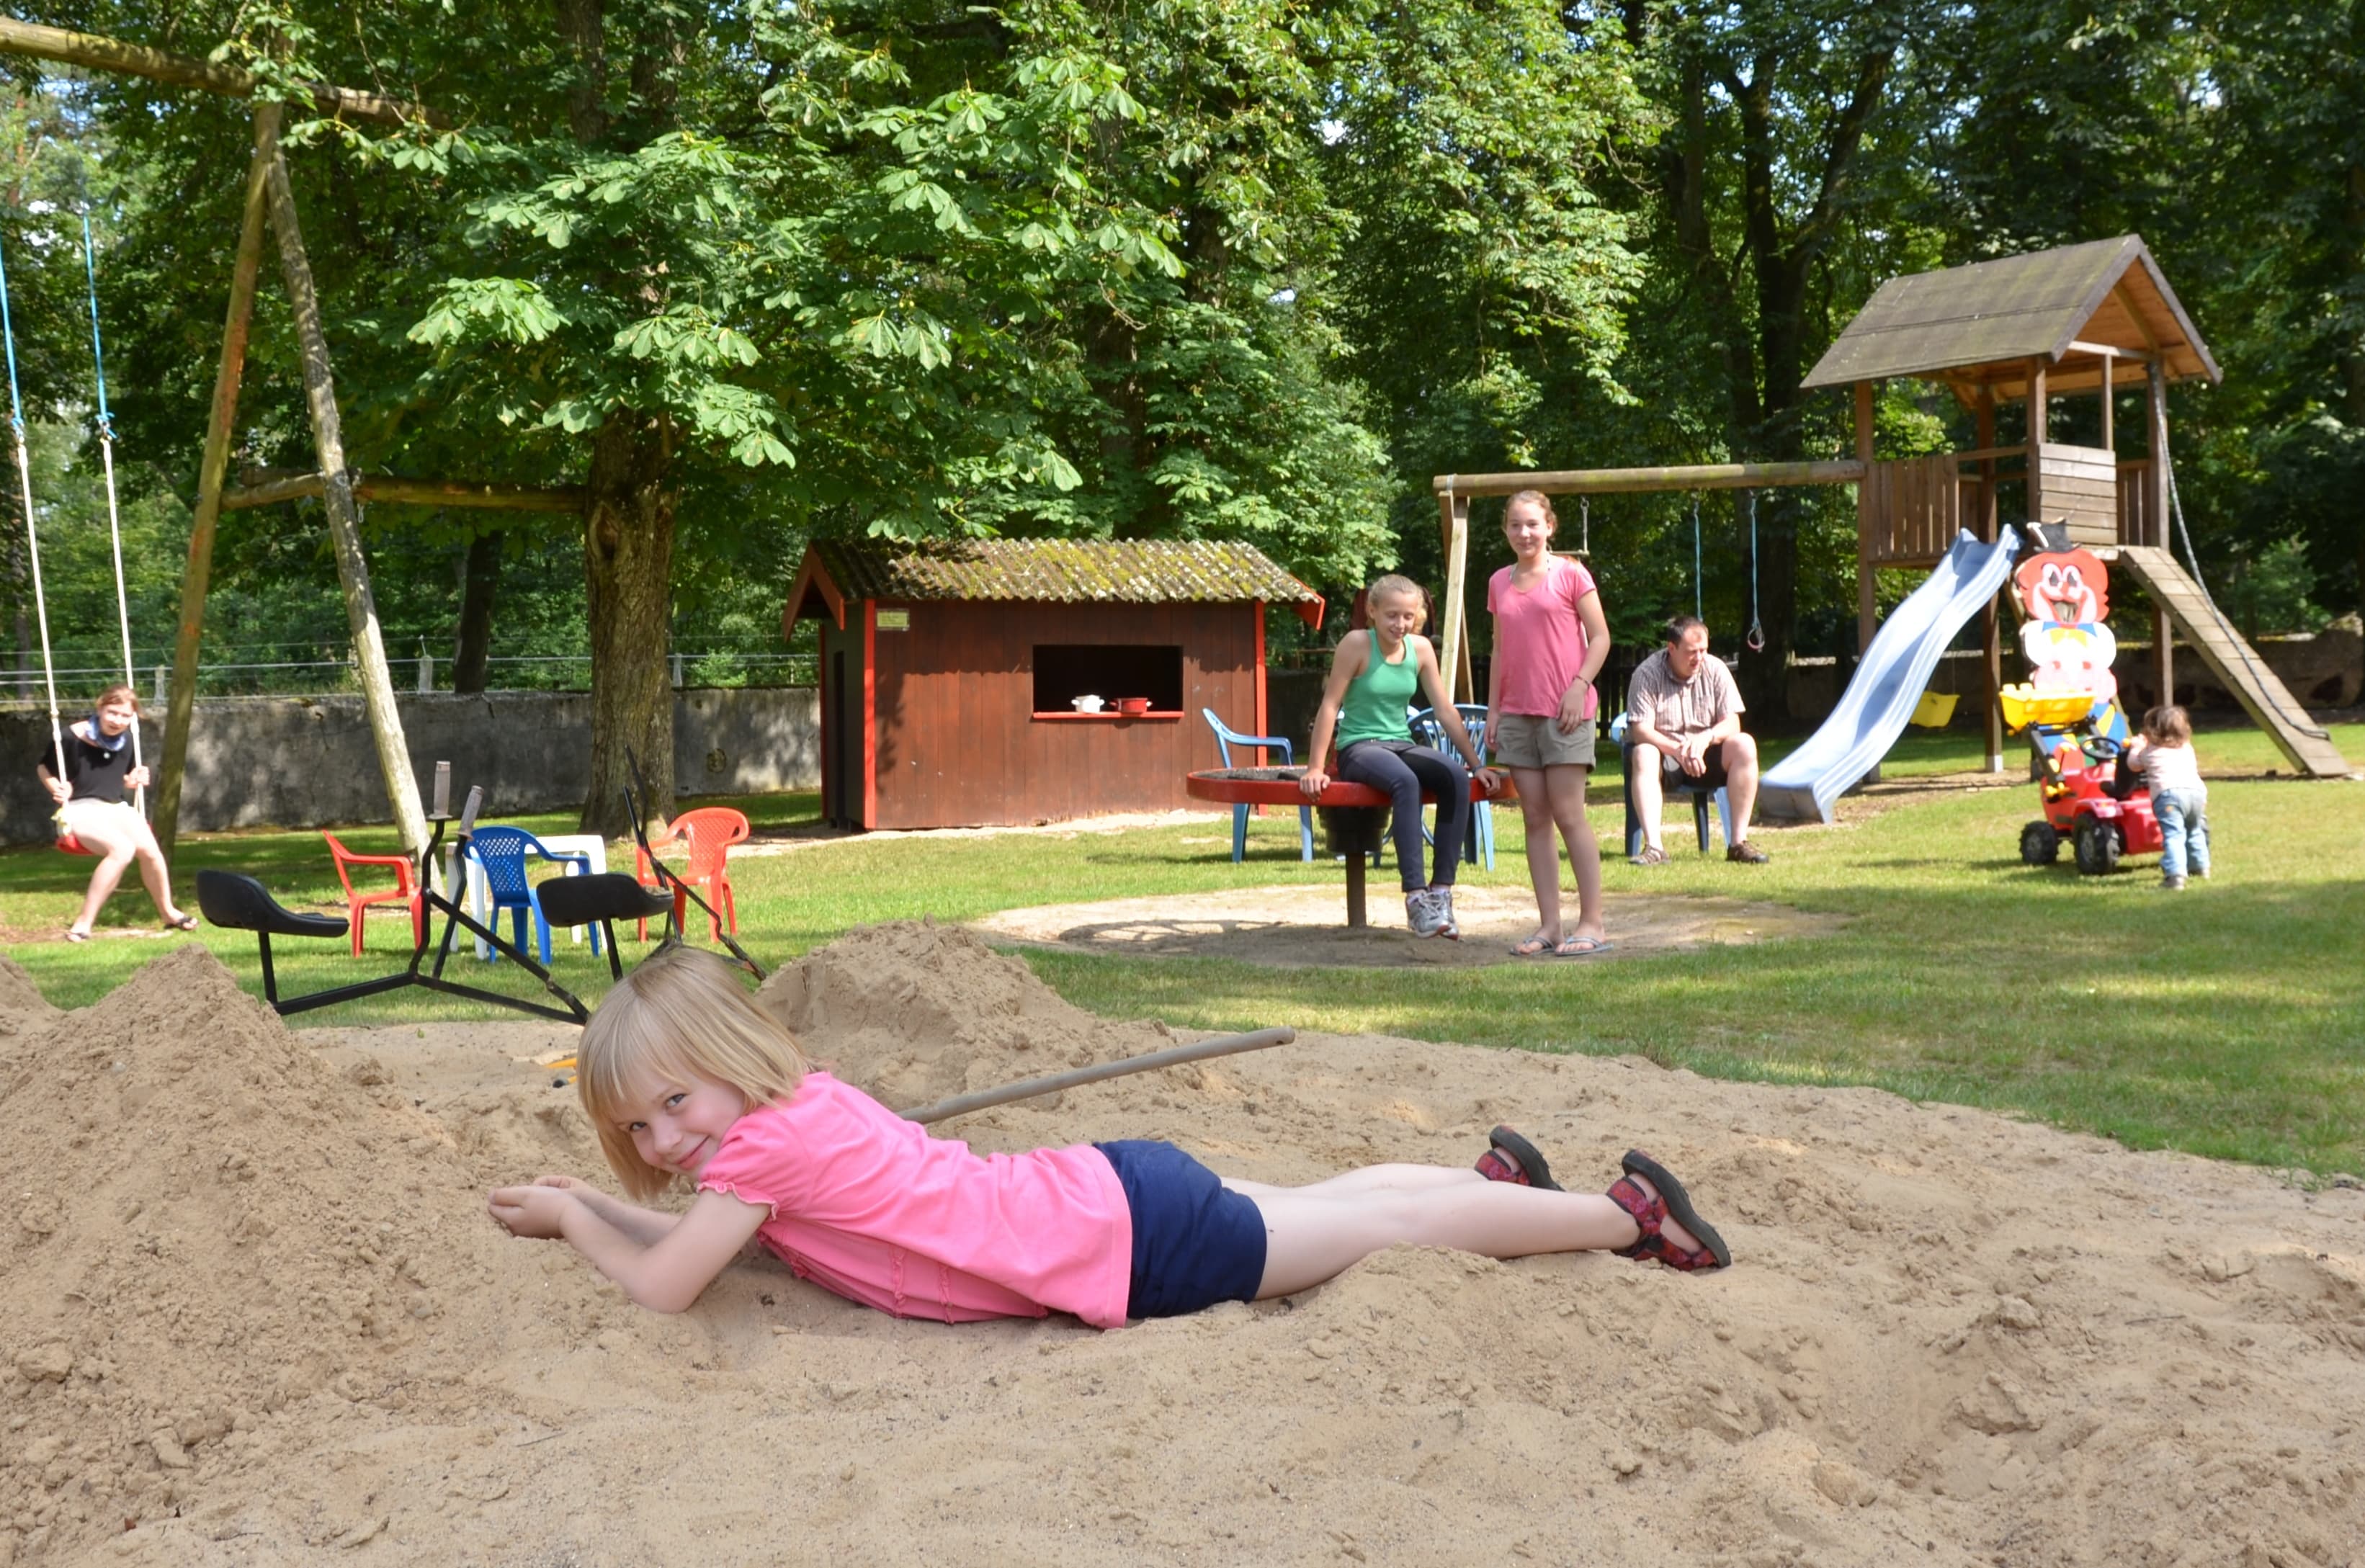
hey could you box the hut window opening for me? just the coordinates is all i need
[1032,644,1184,715]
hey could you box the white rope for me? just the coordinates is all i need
[0,231,69,821]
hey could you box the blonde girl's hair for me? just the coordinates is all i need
[94,684,140,714]
[578,945,809,1199]
[1365,573,1427,631]
[1503,490,1558,535]
[2142,704,2192,747]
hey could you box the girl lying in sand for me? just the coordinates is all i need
[486,948,1729,1323]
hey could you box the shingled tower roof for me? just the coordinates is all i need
[1802,236,2219,405]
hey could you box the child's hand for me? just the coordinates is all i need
[1298,768,1331,799]
[488,1183,578,1240]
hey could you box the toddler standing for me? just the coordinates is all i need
[2117,704,2210,890]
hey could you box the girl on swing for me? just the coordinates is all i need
[34,684,196,941]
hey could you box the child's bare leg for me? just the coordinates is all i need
[1222,1164,1485,1201]
[1509,764,1561,942]
[1247,1172,1703,1299]
[1547,764,1604,942]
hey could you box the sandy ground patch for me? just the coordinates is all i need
[973,884,1846,967]
[3,926,2361,1568]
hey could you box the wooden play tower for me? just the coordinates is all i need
[1431,236,2348,780]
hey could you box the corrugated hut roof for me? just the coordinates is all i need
[1802,236,2219,403]
[786,538,1325,630]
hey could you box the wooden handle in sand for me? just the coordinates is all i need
[897,1026,1296,1126]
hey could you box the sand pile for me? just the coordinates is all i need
[0,948,626,1564]
[4,925,2362,1567]
[757,918,1179,1107]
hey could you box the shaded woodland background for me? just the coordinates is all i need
[3,0,2359,729]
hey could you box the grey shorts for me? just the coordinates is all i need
[1492,711,1597,770]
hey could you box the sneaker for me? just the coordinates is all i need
[1432,886,1459,940]
[2160,876,2187,891]
[1725,841,1769,864]
[1405,888,1448,937]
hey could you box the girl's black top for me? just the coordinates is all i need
[38,725,135,805]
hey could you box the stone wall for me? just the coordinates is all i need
[2,687,818,844]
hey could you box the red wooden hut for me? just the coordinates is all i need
[784,539,1325,830]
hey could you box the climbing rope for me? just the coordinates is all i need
[0,227,68,799]
[1744,490,1766,653]
[83,210,145,809]
[2165,462,2330,741]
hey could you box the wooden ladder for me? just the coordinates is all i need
[2112,545,2353,779]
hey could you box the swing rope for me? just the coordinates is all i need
[1744,490,1766,653]
[82,211,145,810]
[0,228,71,828]
[1578,494,1590,557]
[1689,493,1702,621]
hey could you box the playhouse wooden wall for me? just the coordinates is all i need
[827,600,1265,829]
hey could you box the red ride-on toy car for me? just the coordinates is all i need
[2017,730,2163,876]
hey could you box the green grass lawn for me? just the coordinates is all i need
[6,722,2361,1175]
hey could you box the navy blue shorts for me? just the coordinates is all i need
[1096,1140,1269,1320]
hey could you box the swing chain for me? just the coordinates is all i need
[1578,494,1590,557]
[1744,489,1766,653]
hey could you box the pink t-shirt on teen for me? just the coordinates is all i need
[697,1072,1134,1328]
[1488,557,1599,719]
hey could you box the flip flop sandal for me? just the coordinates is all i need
[1474,1126,1562,1191]
[1630,846,1668,866]
[1554,936,1614,958]
[1605,1149,1730,1271]
[1508,933,1557,958]
[164,914,198,932]
[61,929,91,944]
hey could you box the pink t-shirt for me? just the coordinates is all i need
[1488,557,1599,719]
[697,1072,1134,1328]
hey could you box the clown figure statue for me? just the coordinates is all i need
[2013,523,2126,743]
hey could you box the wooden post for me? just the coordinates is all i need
[1854,380,1877,663]
[1438,488,1471,702]
[153,104,280,860]
[2097,355,2115,460]
[263,145,427,859]
[2026,358,2049,525]
[1977,386,2003,774]
[2147,359,2174,707]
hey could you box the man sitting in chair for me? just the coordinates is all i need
[1623,615,1768,866]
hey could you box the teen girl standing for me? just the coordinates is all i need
[486,948,1730,1324]
[1487,490,1611,957]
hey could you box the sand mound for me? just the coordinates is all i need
[0,949,630,1563]
[5,928,2364,1567]
[0,954,55,1031]
[757,918,1178,1108]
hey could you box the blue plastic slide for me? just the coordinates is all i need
[1756,526,2021,825]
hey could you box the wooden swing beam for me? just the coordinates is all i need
[224,468,588,514]
[1427,460,1869,702]
[0,18,444,128]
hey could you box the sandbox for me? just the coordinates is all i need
[2,924,2361,1567]
[973,885,1846,967]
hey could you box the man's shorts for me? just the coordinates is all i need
[1492,711,1598,770]
[1661,739,1733,792]
[1096,1140,1268,1320]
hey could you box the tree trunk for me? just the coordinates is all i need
[579,411,676,837]
[452,528,501,694]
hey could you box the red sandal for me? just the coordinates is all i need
[1475,1126,1562,1191]
[1605,1149,1730,1271]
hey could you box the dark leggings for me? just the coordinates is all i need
[1337,740,1467,892]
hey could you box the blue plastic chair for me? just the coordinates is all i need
[464,825,597,964]
[1200,707,1314,862]
[1608,714,1732,856]
[1408,704,1495,870]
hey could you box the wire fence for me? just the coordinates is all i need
[0,649,821,704]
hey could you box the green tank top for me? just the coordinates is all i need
[1337,636,1421,749]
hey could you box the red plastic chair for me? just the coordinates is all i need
[636,807,749,941]
[323,831,426,957]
